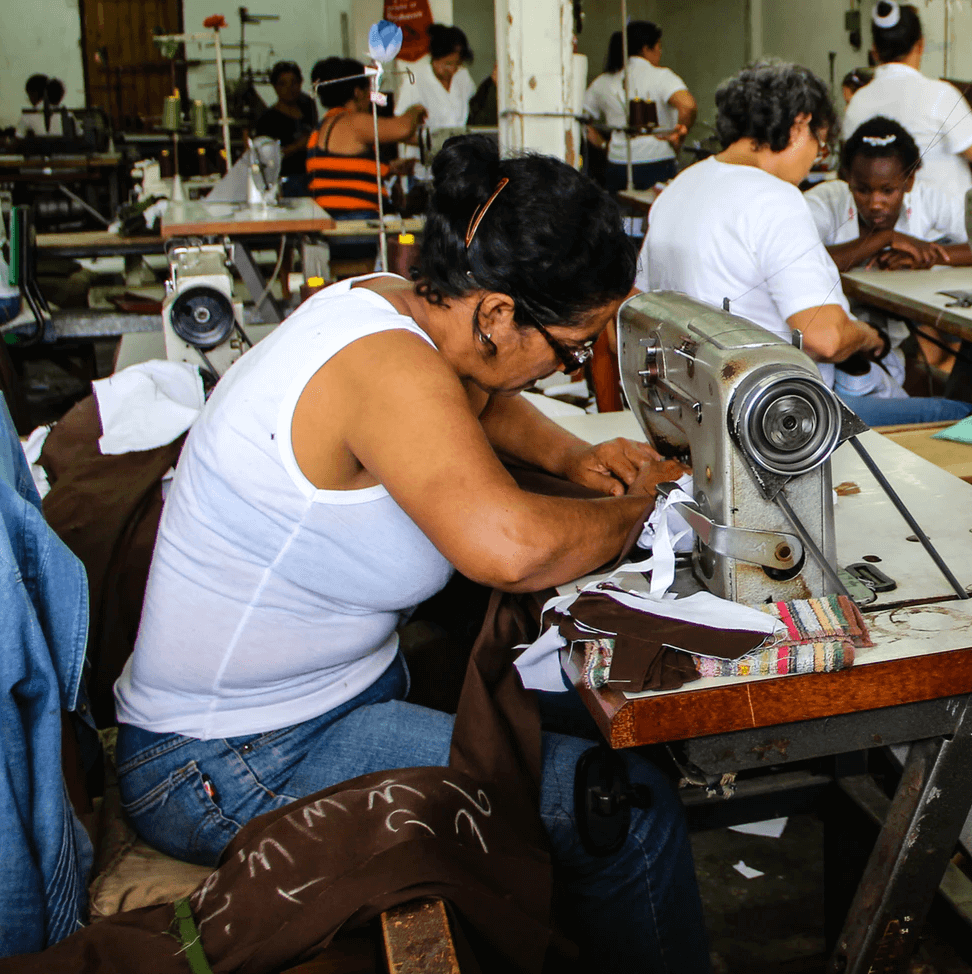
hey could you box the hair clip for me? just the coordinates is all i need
[465,177,510,248]
[862,134,897,146]
[872,1,901,29]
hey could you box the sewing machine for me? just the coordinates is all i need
[162,243,251,378]
[618,291,866,603]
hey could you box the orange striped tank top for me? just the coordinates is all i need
[306,108,390,214]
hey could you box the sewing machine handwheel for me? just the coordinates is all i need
[732,369,842,476]
[170,286,235,350]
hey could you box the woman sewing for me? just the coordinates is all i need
[113,134,709,973]
[637,60,970,426]
[843,1,972,196]
[254,61,318,195]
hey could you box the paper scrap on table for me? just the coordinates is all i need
[732,860,765,880]
[728,817,788,839]
[932,414,972,445]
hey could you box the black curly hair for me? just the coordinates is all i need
[311,57,367,109]
[840,116,921,178]
[872,2,922,64]
[715,60,837,153]
[415,134,636,340]
[428,24,472,63]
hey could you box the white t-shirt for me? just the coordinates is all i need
[843,63,972,195]
[638,157,849,388]
[396,57,475,130]
[114,275,455,739]
[607,57,687,165]
[584,71,626,131]
[805,178,968,246]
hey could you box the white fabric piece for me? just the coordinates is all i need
[733,860,765,880]
[805,178,968,247]
[93,361,205,455]
[513,592,579,692]
[843,63,972,195]
[639,157,843,389]
[606,58,687,165]
[637,473,695,555]
[20,424,52,498]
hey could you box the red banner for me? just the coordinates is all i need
[383,0,433,62]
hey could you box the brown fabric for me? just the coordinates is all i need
[557,592,769,693]
[0,593,560,974]
[39,394,184,727]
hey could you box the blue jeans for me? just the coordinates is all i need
[839,393,972,426]
[116,654,709,972]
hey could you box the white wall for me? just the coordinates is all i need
[0,0,85,128]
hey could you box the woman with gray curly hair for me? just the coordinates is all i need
[636,60,971,425]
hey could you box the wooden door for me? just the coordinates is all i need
[78,0,184,130]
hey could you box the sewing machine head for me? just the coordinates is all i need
[619,291,865,603]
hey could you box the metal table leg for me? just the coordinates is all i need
[828,696,972,973]
[230,238,283,324]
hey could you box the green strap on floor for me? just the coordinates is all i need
[173,897,214,974]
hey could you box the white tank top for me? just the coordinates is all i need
[114,276,455,739]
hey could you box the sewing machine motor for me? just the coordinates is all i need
[619,291,865,603]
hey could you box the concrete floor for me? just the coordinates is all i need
[693,812,972,974]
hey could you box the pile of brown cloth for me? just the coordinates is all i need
[0,585,568,974]
[39,394,184,727]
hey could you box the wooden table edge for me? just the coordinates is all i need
[563,644,972,749]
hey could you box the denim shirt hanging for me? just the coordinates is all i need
[0,393,93,955]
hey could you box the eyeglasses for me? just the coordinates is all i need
[525,312,597,373]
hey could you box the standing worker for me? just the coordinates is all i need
[844,1,972,195]
[605,21,697,192]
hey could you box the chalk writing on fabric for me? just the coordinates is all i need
[197,893,232,931]
[276,876,327,904]
[366,779,426,808]
[443,780,492,817]
[248,838,294,878]
[385,807,436,835]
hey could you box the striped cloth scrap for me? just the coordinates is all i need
[581,595,872,688]
[693,594,871,678]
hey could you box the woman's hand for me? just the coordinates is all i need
[561,437,668,496]
[868,233,951,270]
[628,456,692,500]
[388,158,417,176]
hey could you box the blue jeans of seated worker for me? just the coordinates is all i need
[839,392,972,426]
[116,654,710,974]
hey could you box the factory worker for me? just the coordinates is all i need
[396,23,476,179]
[841,67,872,107]
[605,20,697,192]
[254,61,318,194]
[807,116,971,373]
[843,1,972,196]
[113,133,709,973]
[583,31,625,155]
[638,60,971,426]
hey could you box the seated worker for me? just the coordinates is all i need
[807,116,969,272]
[806,116,970,374]
[605,20,697,192]
[112,134,710,973]
[254,60,319,197]
[841,67,873,106]
[637,60,971,427]
[307,56,424,218]
[13,74,48,139]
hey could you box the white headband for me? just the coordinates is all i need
[872,1,901,29]
[862,134,897,145]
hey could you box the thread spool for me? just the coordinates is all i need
[197,146,209,177]
[191,100,208,139]
[161,93,182,132]
[159,148,174,178]
[628,98,658,133]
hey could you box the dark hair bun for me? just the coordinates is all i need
[430,134,500,213]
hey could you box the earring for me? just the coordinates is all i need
[479,331,492,343]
